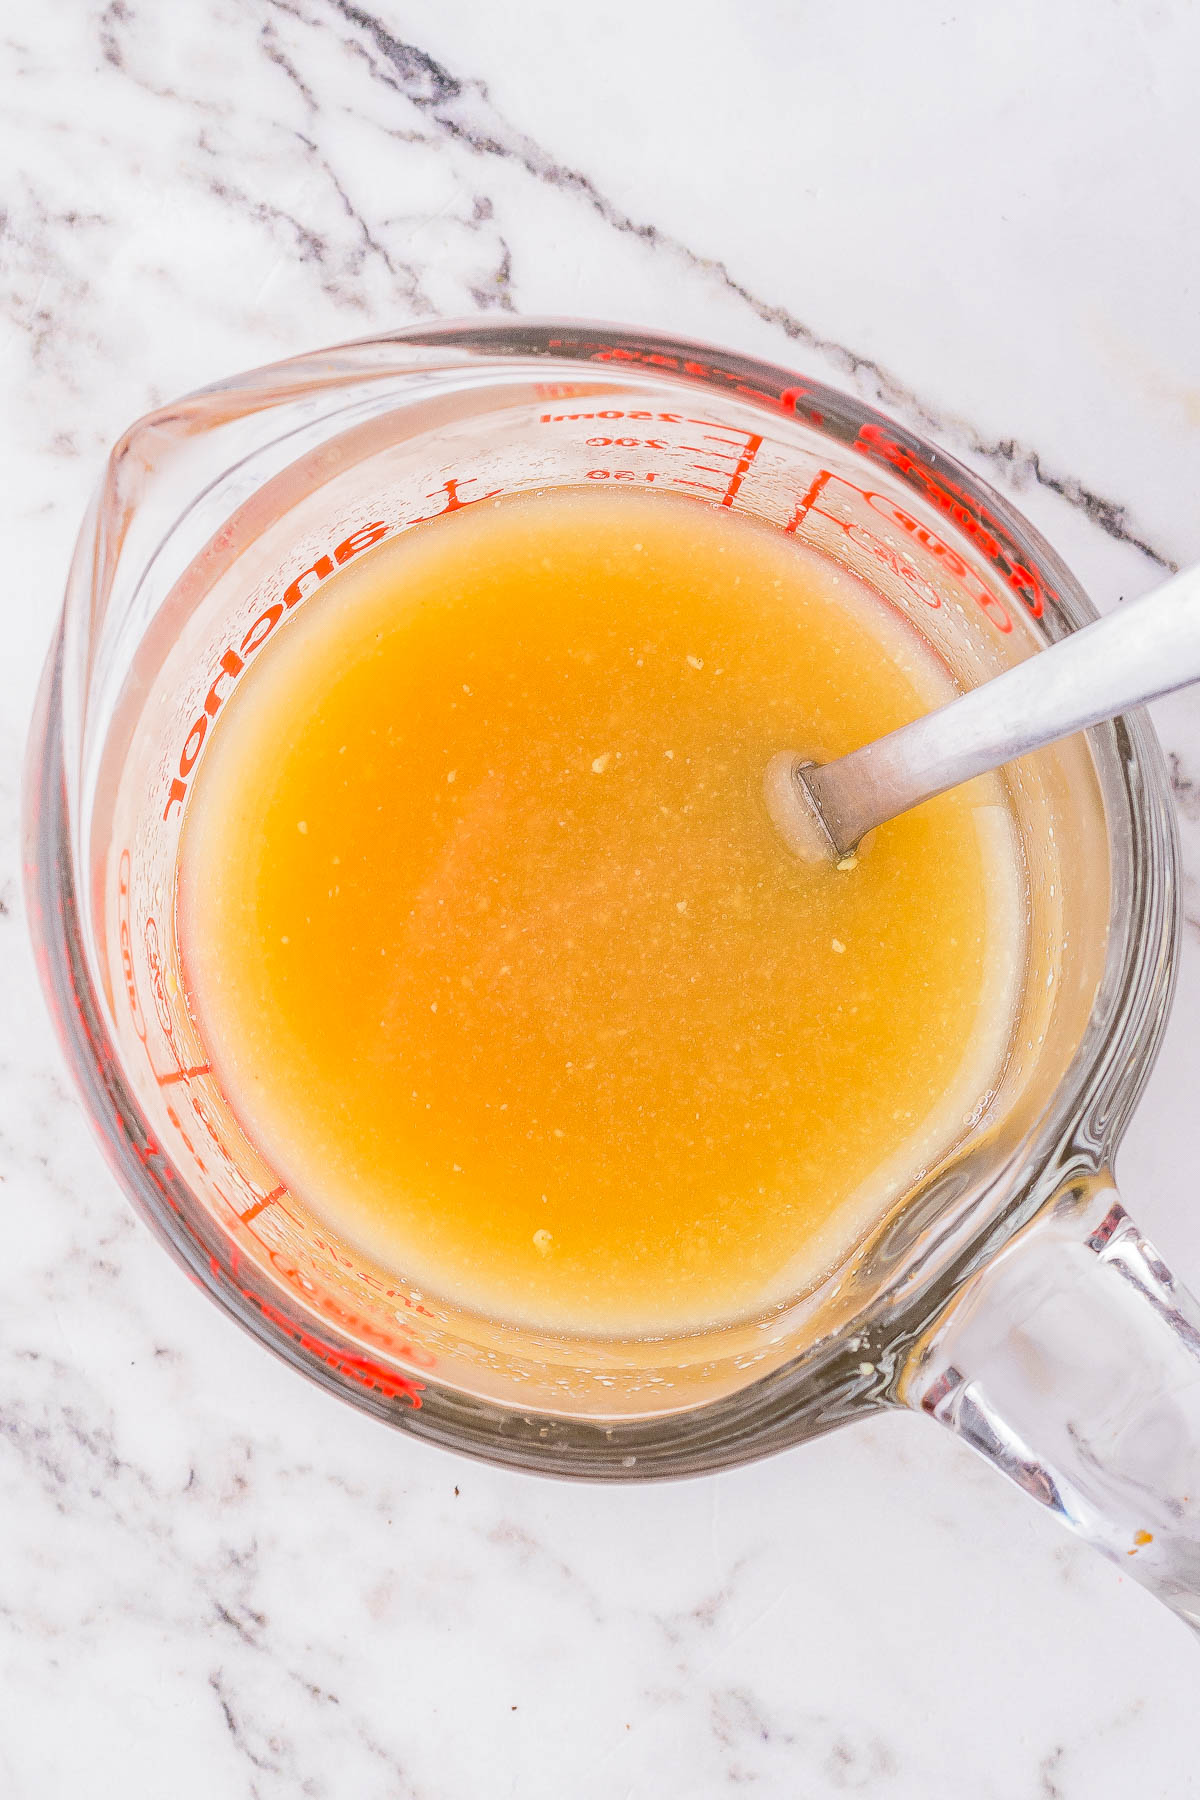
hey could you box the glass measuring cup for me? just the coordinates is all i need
[23,319,1200,1628]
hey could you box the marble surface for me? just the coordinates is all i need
[3,3,1200,1794]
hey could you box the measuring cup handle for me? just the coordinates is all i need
[897,1175,1200,1634]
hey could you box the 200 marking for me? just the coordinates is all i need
[585,436,669,449]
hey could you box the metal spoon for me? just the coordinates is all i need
[765,562,1200,863]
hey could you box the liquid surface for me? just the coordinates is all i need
[179,488,1021,1334]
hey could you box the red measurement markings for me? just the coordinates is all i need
[146,1049,292,1229]
[156,1061,212,1087]
[785,466,1013,633]
[539,408,685,424]
[542,410,768,508]
[239,1184,287,1224]
[545,339,824,424]
[584,436,670,450]
[585,470,660,483]
[854,423,1050,619]
[675,429,764,508]
[784,469,834,535]
[116,850,147,1042]
[408,476,502,523]
[163,1100,207,1175]
[235,1287,426,1404]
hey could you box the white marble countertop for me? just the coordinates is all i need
[3,4,1200,1795]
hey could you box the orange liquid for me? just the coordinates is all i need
[179,489,1021,1333]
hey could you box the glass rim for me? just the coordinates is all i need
[24,317,1181,1479]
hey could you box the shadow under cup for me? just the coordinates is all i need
[25,322,1174,1478]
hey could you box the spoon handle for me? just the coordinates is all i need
[805,561,1200,853]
